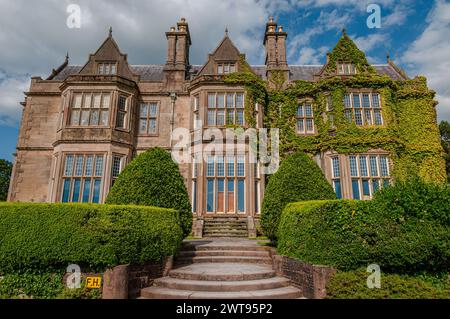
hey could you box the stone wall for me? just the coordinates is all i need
[270,250,336,299]
[102,256,173,299]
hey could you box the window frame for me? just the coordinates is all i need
[115,94,130,130]
[343,92,383,127]
[138,101,160,136]
[68,91,111,128]
[97,62,117,75]
[296,100,315,134]
[206,91,245,127]
[216,62,237,75]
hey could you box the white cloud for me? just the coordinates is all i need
[401,0,450,122]
[353,33,390,52]
[0,71,30,126]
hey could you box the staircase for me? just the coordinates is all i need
[202,217,248,238]
[140,239,303,299]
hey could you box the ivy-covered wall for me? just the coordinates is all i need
[225,33,446,185]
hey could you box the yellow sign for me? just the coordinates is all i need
[86,276,102,289]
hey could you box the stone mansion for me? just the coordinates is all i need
[8,17,443,236]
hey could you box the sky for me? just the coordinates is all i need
[0,0,449,161]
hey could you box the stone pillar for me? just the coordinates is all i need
[102,264,129,299]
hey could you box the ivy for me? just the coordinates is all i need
[222,34,446,184]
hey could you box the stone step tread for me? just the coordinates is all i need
[153,276,290,292]
[169,263,275,281]
[176,256,272,264]
[203,228,248,231]
[178,250,270,257]
[140,286,302,299]
[181,245,271,252]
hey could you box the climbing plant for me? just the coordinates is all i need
[223,33,446,184]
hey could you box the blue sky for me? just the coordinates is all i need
[0,0,449,162]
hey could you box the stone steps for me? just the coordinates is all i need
[203,218,248,238]
[178,250,270,257]
[181,243,271,252]
[176,255,273,265]
[153,276,290,292]
[141,286,302,299]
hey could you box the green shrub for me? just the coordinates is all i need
[373,177,450,225]
[326,269,450,299]
[277,196,449,272]
[0,271,64,299]
[0,202,183,273]
[261,151,336,241]
[106,147,192,237]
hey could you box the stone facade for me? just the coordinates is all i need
[9,17,417,236]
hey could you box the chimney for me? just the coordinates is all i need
[276,25,288,68]
[264,17,289,87]
[264,16,278,68]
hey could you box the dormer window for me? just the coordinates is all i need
[98,62,117,75]
[337,63,356,75]
[217,63,236,75]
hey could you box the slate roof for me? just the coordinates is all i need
[50,63,407,82]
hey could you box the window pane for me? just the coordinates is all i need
[139,119,147,134]
[112,156,122,178]
[217,179,224,212]
[217,156,224,177]
[227,180,234,212]
[207,156,214,177]
[255,181,259,213]
[118,96,127,111]
[364,109,372,125]
[374,109,383,125]
[62,179,71,202]
[354,109,363,125]
[297,120,304,132]
[344,109,352,122]
[332,157,340,178]
[359,156,368,176]
[217,110,225,126]
[64,155,74,176]
[110,64,116,75]
[72,179,81,202]
[306,119,314,132]
[237,180,245,212]
[149,103,158,117]
[227,156,235,177]
[349,155,358,177]
[383,179,390,188]
[372,179,380,193]
[344,94,351,108]
[380,156,389,176]
[80,111,90,126]
[334,180,342,199]
[90,110,99,125]
[304,104,313,117]
[236,110,244,125]
[227,110,234,124]
[370,156,378,176]
[140,104,148,117]
[102,94,110,108]
[95,156,104,176]
[100,111,109,126]
[98,64,104,75]
[84,94,92,108]
[116,112,125,128]
[352,179,360,200]
[224,64,230,74]
[73,94,82,108]
[226,94,234,108]
[74,156,83,176]
[85,155,93,176]
[352,94,361,108]
[217,93,225,108]
[192,181,197,213]
[105,64,110,75]
[297,105,304,117]
[82,179,91,203]
[70,110,80,126]
[362,179,370,196]
[208,93,216,108]
[362,94,370,108]
[148,119,157,134]
[230,64,236,73]
[207,179,214,212]
[93,94,101,108]
[237,155,245,177]
[236,93,244,108]
[217,65,223,74]
[92,179,101,203]
[207,110,215,126]
[372,94,380,107]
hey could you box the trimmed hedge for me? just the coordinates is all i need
[106,147,192,237]
[0,203,183,273]
[326,269,450,299]
[261,151,336,241]
[277,181,450,273]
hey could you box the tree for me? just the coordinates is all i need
[439,121,450,183]
[106,147,192,237]
[261,151,337,242]
[0,159,13,201]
